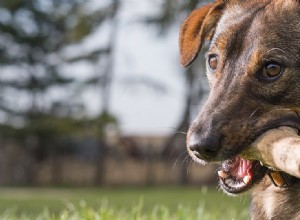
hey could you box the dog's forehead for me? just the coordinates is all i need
[211,0,300,61]
[215,0,299,39]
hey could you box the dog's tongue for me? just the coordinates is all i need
[218,156,254,184]
[230,156,252,179]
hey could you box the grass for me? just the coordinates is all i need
[0,186,250,219]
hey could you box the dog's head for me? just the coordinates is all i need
[181,0,300,194]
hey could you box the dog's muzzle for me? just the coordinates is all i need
[187,129,222,162]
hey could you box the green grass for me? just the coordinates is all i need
[0,187,250,219]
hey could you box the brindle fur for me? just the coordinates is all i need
[180,0,300,219]
[251,178,300,219]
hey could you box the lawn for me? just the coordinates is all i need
[0,186,250,219]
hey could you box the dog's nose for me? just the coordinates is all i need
[188,131,221,159]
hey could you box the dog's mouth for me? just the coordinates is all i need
[217,118,300,195]
[217,156,267,194]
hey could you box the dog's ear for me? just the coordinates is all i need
[179,1,225,67]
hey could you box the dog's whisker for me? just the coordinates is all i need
[172,151,188,172]
[248,109,259,121]
[181,154,190,168]
[179,154,191,176]
[186,159,192,174]
[266,48,290,62]
[167,148,176,160]
[168,131,188,135]
[248,108,294,126]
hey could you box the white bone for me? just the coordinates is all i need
[241,126,300,178]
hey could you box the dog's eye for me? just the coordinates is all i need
[259,62,284,82]
[208,55,218,70]
[263,63,282,78]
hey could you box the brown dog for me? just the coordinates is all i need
[180,0,300,219]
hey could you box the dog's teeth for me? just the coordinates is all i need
[218,170,229,178]
[260,161,264,166]
[243,175,251,184]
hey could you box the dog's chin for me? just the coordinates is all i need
[217,157,267,195]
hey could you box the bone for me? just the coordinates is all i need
[241,126,300,178]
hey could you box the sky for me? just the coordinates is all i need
[110,1,187,135]
[57,0,205,136]
[100,0,189,135]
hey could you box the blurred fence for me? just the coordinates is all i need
[0,135,217,186]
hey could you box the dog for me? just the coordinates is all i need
[180,0,300,219]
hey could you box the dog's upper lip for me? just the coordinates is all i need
[274,115,300,132]
[235,114,300,160]
[251,114,300,143]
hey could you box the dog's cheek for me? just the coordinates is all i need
[219,120,258,157]
[206,70,215,88]
[207,75,214,88]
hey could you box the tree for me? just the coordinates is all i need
[0,0,119,184]
[0,0,117,118]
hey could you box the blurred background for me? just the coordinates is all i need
[0,0,215,187]
[0,0,251,218]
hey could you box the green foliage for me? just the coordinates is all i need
[0,0,119,156]
[0,0,112,103]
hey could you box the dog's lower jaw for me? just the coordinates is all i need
[250,177,300,220]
